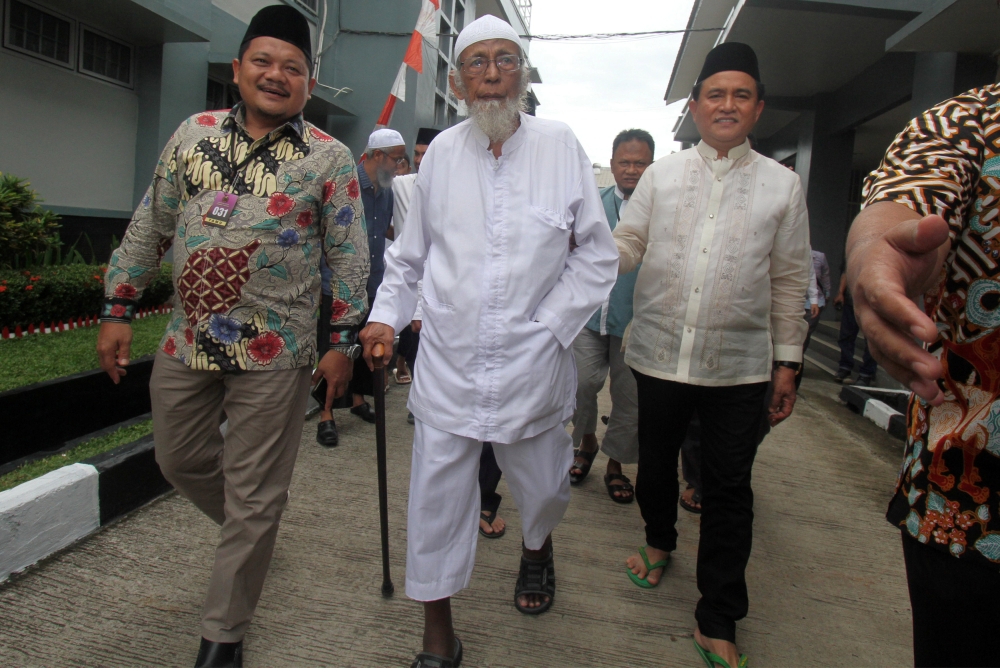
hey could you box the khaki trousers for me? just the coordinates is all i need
[149,352,311,642]
[570,328,639,464]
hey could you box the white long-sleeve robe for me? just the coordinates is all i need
[369,113,619,443]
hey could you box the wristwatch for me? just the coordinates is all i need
[775,360,801,372]
[330,344,362,360]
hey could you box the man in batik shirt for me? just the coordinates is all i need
[95,6,368,666]
[849,83,1000,667]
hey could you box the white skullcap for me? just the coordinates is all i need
[454,15,522,61]
[367,128,405,150]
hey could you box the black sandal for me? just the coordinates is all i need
[604,473,634,504]
[514,549,555,615]
[569,448,597,484]
[679,486,702,514]
[411,637,463,668]
[479,510,506,539]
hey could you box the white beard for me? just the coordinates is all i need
[468,96,522,144]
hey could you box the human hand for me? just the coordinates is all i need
[810,304,820,319]
[97,322,133,384]
[360,322,395,371]
[410,319,422,334]
[768,366,797,426]
[833,292,844,308]
[848,211,949,404]
[311,350,353,410]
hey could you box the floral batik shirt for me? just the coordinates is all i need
[863,83,1000,570]
[101,103,369,371]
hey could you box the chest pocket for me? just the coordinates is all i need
[531,206,573,232]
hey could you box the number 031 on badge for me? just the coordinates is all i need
[204,191,239,227]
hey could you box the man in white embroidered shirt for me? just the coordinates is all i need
[615,43,809,668]
[360,15,618,668]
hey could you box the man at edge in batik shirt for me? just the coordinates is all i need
[95,6,368,667]
[849,83,1000,667]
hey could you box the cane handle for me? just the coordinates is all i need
[372,342,385,369]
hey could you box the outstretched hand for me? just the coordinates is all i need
[847,205,950,405]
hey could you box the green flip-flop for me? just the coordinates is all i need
[626,545,669,589]
[693,638,748,668]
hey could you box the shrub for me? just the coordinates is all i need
[0,263,173,329]
[0,173,62,269]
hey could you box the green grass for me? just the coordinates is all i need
[0,419,154,492]
[0,313,171,392]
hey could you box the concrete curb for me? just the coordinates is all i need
[0,437,172,582]
[839,385,910,441]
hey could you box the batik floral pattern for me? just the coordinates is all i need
[864,84,1000,570]
[103,103,370,371]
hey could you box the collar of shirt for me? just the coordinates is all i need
[357,158,390,199]
[222,102,307,145]
[614,185,627,202]
[469,111,529,157]
[696,138,751,164]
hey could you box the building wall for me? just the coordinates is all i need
[0,49,138,214]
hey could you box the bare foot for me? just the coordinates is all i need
[681,486,702,511]
[625,545,670,585]
[479,513,505,535]
[694,627,741,668]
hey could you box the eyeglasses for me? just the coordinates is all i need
[460,55,523,75]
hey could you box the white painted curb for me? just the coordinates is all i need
[863,399,899,431]
[0,463,100,581]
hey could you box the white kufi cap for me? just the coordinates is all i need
[454,15,522,60]
[367,128,405,150]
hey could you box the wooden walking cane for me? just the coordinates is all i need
[371,342,394,597]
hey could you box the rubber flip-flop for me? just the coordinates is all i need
[479,510,506,539]
[626,545,669,589]
[693,637,748,668]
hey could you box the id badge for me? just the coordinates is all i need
[203,191,239,227]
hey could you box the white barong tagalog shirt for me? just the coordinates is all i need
[370,113,619,443]
[614,140,810,386]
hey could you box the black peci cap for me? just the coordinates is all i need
[696,42,760,84]
[241,5,312,65]
[415,128,441,146]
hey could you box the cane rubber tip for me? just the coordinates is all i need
[381,582,395,597]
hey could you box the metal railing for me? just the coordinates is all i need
[514,0,532,30]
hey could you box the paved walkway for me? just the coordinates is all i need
[0,368,912,666]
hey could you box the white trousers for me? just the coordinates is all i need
[405,419,574,602]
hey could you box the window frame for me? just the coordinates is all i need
[292,0,318,15]
[76,23,133,88]
[2,0,76,71]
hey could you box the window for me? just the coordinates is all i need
[447,104,457,127]
[295,0,318,13]
[206,78,241,111]
[442,0,454,18]
[434,94,446,126]
[3,0,73,67]
[454,2,465,31]
[79,27,131,86]
[437,17,450,59]
[436,55,448,93]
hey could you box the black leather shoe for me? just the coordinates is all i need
[194,638,243,668]
[351,401,377,424]
[316,419,339,447]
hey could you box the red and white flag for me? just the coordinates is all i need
[375,0,440,129]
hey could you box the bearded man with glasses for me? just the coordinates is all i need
[360,14,618,668]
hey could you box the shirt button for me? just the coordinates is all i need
[709,214,714,219]
[717,178,722,182]
[687,327,692,333]
[702,248,708,253]
[694,287,700,293]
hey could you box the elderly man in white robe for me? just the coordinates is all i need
[360,15,618,668]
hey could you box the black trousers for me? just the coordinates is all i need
[838,292,877,376]
[398,324,420,374]
[902,532,1000,667]
[633,370,768,643]
[479,442,503,515]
